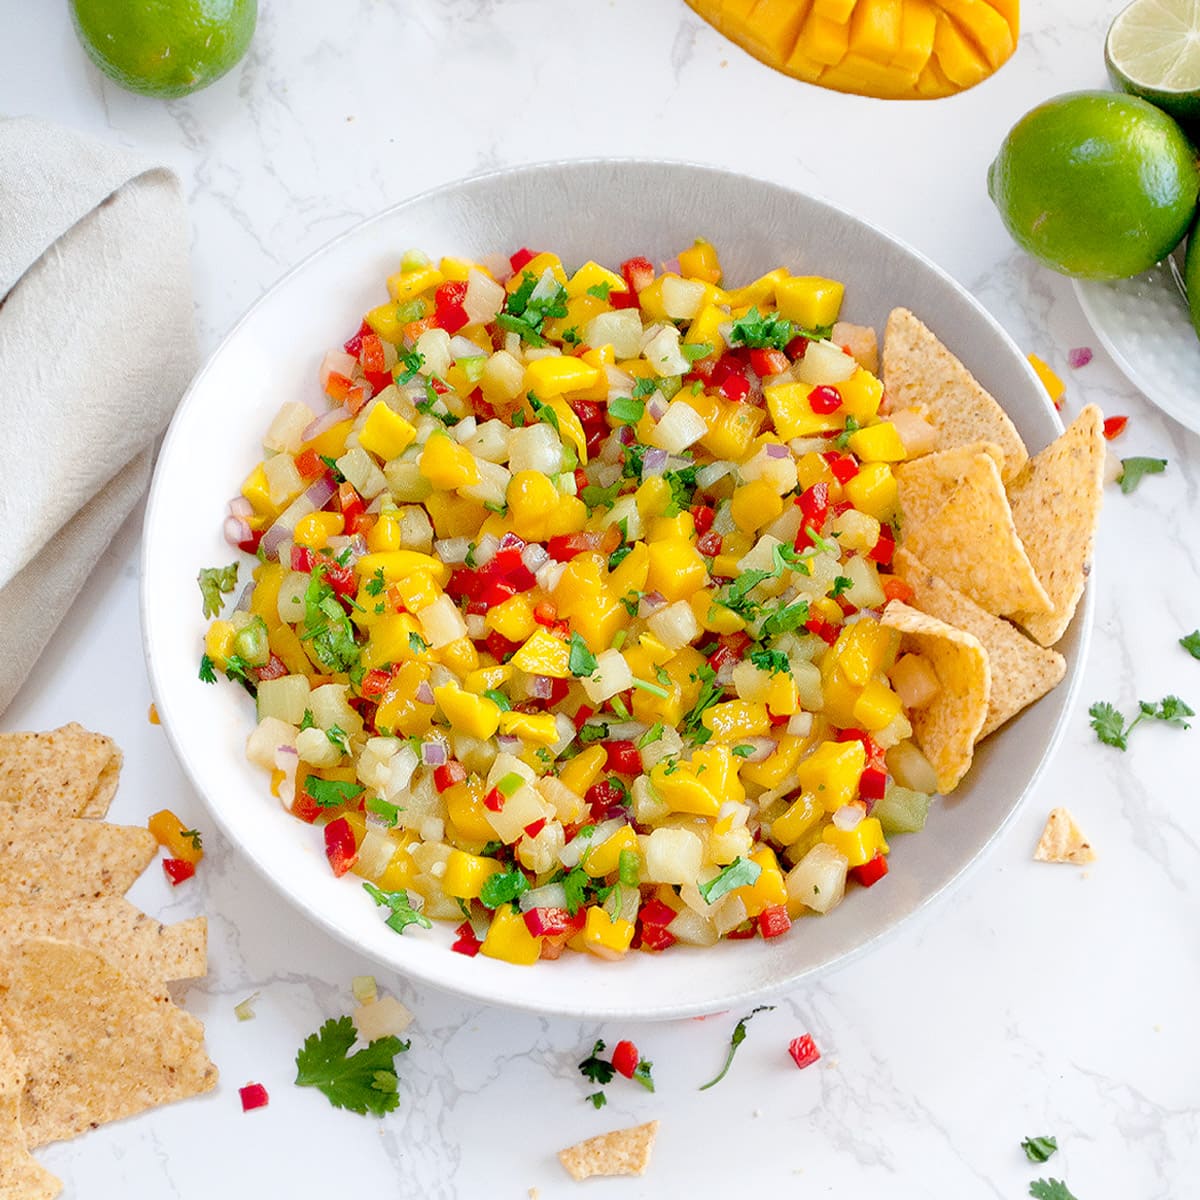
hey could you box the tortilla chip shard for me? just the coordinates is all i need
[882,308,1028,481]
[1007,404,1105,648]
[0,814,157,902]
[0,938,217,1147]
[899,451,1051,618]
[1034,807,1096,864]
[0,724,121,821]
[0,899,207,994]
[895,441,1007,531]
[880,601,990,793]
[558,1120,659,1182]
[0,1031,59,1200]
[893,548,1066,740]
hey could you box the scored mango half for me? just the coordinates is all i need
[686,0,1018,100]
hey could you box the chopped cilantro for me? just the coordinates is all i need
[562,865,591,915]
[749,647,790,674]
[632,1059,655,1092]
[681,342,713,363]
[561,326,581,345]
[698,856,761,904]
[834,415,862,449]
[728,307,793,351]
[364,567,387,597]
[294,1015,409,1117]
[587,1090,607,1109]
[181,828,203,851]
[830,575,854,598]
[1181,630,1200,660]
[681,664,723,744]
[631,677,670,699]
[637,722,665,749]
[619,592,640,616]
[223,654,256,692]
[1028,1181,1077,1200]
[578,1040,616,1086]
[760,598,810,637]
[197,562,239,619]
[528,393,560,433]
[325,725,351,756]
[319,454,346,482]
[578,722,610,744]
[300,568,361,673]
[393,348,424,385]
[731,744,755,759]
[608,543,633,571]
[699,1005,774,1090]
[1022,1136,1059,1164]
[365,796,401,828]
[663,465,699,516]
[303,775,365,808]
[198,653,217,684]
[1088,696,1194,750]
[362,881,433,935]
[1119,456,1167,494]
[298,708,316,731]
[568,632,598,677]
[409,632,429,654]
[478,866,529,910]
[631,376,659,399]
[586,281,612,300]
[608,394,645,424]
[581,480,623,510]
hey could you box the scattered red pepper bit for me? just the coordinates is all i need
[238,1082,270,1112]
[788,1034,821,1070]
[162,858,195,886]
[1102,415,1128,441]
[1067,346,1093,369]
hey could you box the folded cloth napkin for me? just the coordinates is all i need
[0,118,197,714]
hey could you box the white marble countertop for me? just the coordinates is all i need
[4,2,1199,1196]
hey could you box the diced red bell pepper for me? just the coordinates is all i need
[808,385,843,414]
[868,525,895,566]
[523,817,548,840]
[611,1040,640,1079]
[523,906,585,939]
[291,781,324,824]
[639,923,677,952]
[359,332,386,372]
[726,921,758,940]
[291,543,317,573]
[719,371,751,402]
[786,335,810,360]
[343,320,371,357]
[237,527,263,555]
[823,451,859,485]
[750,348,789,378]
[788,1034,821,1069]
[434,281,470,334]
[794,482,830,549]
[546,529,619,561]
[608,287,640,310]
[533,601,558,626]
[323,560,358,598]
[451,920,482,956]
[691,504,716,535]
[758,905,792,939]
[602,740,642,775]
[434,761,467,793]
[1102,415,1128,440]
[483,787,506,813]
[510,247,538,273]
[851,853,889,888]
[639,898,678,927]
[805,615,840,645]
[323,816,358,877]
[484,631,521,664]
[573,704,595,731]
[162,858,195,886]
[338,481,365,521]
[881,576,914,604]
[325,371,353,403]
[363,368,392,396]
[697,531,722,557]
[360,668,393,701]
[295,448,325,479]
[254,654,289,683]
[621,256,655,294]
[239,1082,270,1112]
[586,778,628,821]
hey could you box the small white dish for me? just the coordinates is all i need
[142,160,1088,1020]
[1074,253,1200,434]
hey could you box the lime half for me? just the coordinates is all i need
[1106,0,1200,127]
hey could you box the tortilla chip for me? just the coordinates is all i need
[558,1121,659,1181]
[895,441,1006,530]
[0,938,217,1147]
[0,724,121,821]
[901,451,1052,618]
[1007,405,1106,647]
[882,308,1028,482]
[0,901,206,993]
[0,814,156,902]
[894,548,1066,739]
[880,601,990,793]
[1034,807,1096,864]
[0,1032,59,1200]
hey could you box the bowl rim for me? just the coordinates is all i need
[141,156,1088,1019]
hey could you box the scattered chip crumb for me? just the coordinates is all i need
[558,1120,659,1181]
[528,1189,539,1199]
[1034,807,1095,864]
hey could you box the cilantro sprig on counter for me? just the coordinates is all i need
[1180,630,1200,660]
[1029,1180,1078,1200]
[1118,456,1167,494]
[699,1005,774,1090]
[197,562,238,619]
[1088,696,1193,750]
[1022,1135,1059,1164]
[294,1015,409,1116]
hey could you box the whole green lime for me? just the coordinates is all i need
[987,90,1200,280]
[70,0,257,99]
[1185,217,1200,338]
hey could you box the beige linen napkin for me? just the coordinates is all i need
[0,118,197,713]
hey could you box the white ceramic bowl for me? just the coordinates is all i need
[143,160,1088,1020]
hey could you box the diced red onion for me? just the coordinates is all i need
[647,394,668,421]
[617,424,636,445]
[259,521,293,561]
[598,431,625,465]
[420,738,446,765]
[832,803,865,832]
[1068,346,1093,369]
[228,496,254,519]
[638,590,667,617]
[474,534,498,567]
[528,675,555,700]
[301,406,348,443]
[496,734,521,754]
[234,582,255,613]
[275,744,298,757]
[765,443,791,459]
[521,543,549,573]
[435,537,471,564]
[224,515,252,549]
[641,447,669,477]
[661,257,681,275]
[740,737,778,763]
[415,681,435,705]
[303,476,337,511]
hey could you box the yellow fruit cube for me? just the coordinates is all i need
[418,434,480,490]
[434,682,502,740]
[836,368,885,423]
[678,238,723,285]
[510,628,572,679]
[775,276,845,329]
[480,904,542,965]
[364,302,405,344]
[359,403,417,461]
[355,550,450,587]
[853,678,904,732]
[796,741,867,812]
[730,479,785,533]
[822,816,889,868]
[498,711,560,745]
[387,264,442,301]
[832,618,899,687]
[765,381,844,439]
[439,636,480,677]
[844,461,899,521]
[392,569,441,615]
[507,470,560,541]
[445,779,495,843]
[645,538,708,602]
[584,824,640,878]
[740,733,809,790]
[649,760,720,817]
[362,613,425,670]
[557,745,607,796]
[770,791,823,846]
[524,356,602,399]
[847,421,907,463]
[701,699,770,742]
[734,846,788,917]
[293,510,344,550]
[581,906,635,960]
[566,260,627,300]
[442,849,504,899]
[485,594,537,644]
[204,620,236,669]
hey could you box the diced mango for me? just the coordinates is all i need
[775,276,845,329]
[822,815,889,868]
[480,904,542,965]
[442,849,504,899]
[796,741,867,812]
[359,403,416,461]
[434,682,502,740]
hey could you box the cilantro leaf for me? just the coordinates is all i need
[1029,1180,1077,1200]
[632,1059,655,1092]
[732,744,754,758]
[1022,1135,1059,1164]
[681,664,724,744]
[749,647,790,674]
[728,307,794,351]
[699,1005,774,1090]
[607,394,645,424]
[326,725,351,756]
[198,653,217,684]
[568,632,598,678]
[577,722,609,744]
[363,881,433,935]
[366,796,401,828]
[761,599,811,637]
[364,567,387,597]
[1087,701,1128,750]
[561,865,590,915]
[298,708,316,731]
[1181,630,1200,660]
[631,377,659,399]
[587,1090,607,1109]
[223,654,257,693]
[478,866,529,910]
[409,632,429,654]
[830,575,854,599]
[197,562,239,619]
[637,721,665,749]
[586,281,612,300]
[698,856,762,905]
[393,348,424,385]
[1089,696,1194,750]
[1119,456,1167,494]
[303,775,365,808]
[294,1015,409,1116]
[180,828,203,851]
[834,415,862,449]
[663,465,699,516]
[300,568,361,673]
[578,1040,616,1086]
[581,480,623,511]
